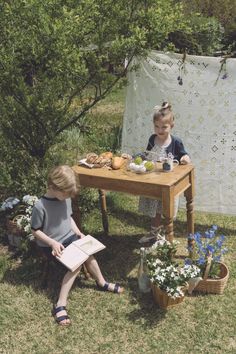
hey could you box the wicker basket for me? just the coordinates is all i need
[151,282,186,309]
[6,216,25,236]
[194,262,229,295]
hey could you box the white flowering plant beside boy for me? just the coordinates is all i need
[0,195,38,239]
[146,238,200,298]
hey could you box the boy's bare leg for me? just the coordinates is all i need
[85,255,124,293]
[56,266,82,325]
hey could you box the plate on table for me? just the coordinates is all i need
[78,158,94,168]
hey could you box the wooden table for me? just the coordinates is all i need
[72,163,195,242]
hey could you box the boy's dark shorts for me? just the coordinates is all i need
[39,234,80,271]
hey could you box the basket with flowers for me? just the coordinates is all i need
[146,238,200,308]
[186,225,229,294]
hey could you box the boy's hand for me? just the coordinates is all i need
[51,241,64,257]
[180,155,191,165]
[78,233,86,238]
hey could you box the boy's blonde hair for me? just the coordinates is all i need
[153,102,174,126]
[47,165,78,196]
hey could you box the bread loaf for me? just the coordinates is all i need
[100,151,113,159]
[86,153,98,164]
[111,156,125,170]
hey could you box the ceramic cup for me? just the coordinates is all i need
[162,158,179,172]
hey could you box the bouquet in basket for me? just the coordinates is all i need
[186,225,228,278]
[146,238,200,299]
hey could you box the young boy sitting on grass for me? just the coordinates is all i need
[31,165,124,326]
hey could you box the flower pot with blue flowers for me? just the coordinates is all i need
[146,238,200,309]
[186,225,229,294]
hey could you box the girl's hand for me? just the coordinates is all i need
[180,155,191,165]
[51,241,65,257]
[78,233,86,238]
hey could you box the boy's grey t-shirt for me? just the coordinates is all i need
[31,196,74,247]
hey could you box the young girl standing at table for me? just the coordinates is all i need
[139,102,191,243]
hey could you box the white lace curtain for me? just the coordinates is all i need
[122,51,236,215]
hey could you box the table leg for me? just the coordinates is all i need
[184,170,195,256]
[98,189,109,235]
[184,170,195,236]
[162,187,174,243]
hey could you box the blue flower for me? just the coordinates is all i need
[185,258,192,265]
[207,245,214,253]
[197,256,206,265]
[187,225,228,278]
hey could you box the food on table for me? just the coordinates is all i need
[111,156,125,170]
[100,151,113,159]
[144,161,155,171]
[129,159,156,173]
[85,152,112,167]
[133,156,143,165]
[121,153,132,160]
[86,153,99,164]
[84,151,130,169]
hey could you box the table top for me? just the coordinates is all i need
[72,163,194,198]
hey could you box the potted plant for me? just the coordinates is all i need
[0,195,38,248]
[186,225,229,294]
[146,238,200,309]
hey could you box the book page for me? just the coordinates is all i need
[73,235,106,256]
[57,244,88,272]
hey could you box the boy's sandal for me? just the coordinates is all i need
[96,281,124,294]
[52,305,71,326]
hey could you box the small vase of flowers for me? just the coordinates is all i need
[186,225,229,294]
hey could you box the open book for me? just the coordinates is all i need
[56,235,106,272]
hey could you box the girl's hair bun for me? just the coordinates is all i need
[161,101,171,109]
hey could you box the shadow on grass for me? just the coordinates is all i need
[100,194,236,238]
[125,277,168,327]
[0,232,142,304]
[0,249,65,304]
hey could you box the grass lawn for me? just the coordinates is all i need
[0,87,236,353]
[0,193,235,354]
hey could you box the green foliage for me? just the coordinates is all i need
[0,0,190,160]
[168,15,224,55]
[0,0,193,196]
[181,0,236,54]
[77,187,99,215]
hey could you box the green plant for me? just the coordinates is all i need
[146,238,200,298]
[1,195,38,238]
[146,238,179,265]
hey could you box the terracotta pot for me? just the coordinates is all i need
[151,283,186,309]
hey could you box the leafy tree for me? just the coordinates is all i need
[0,0,192,194]
[180,0,236,54]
